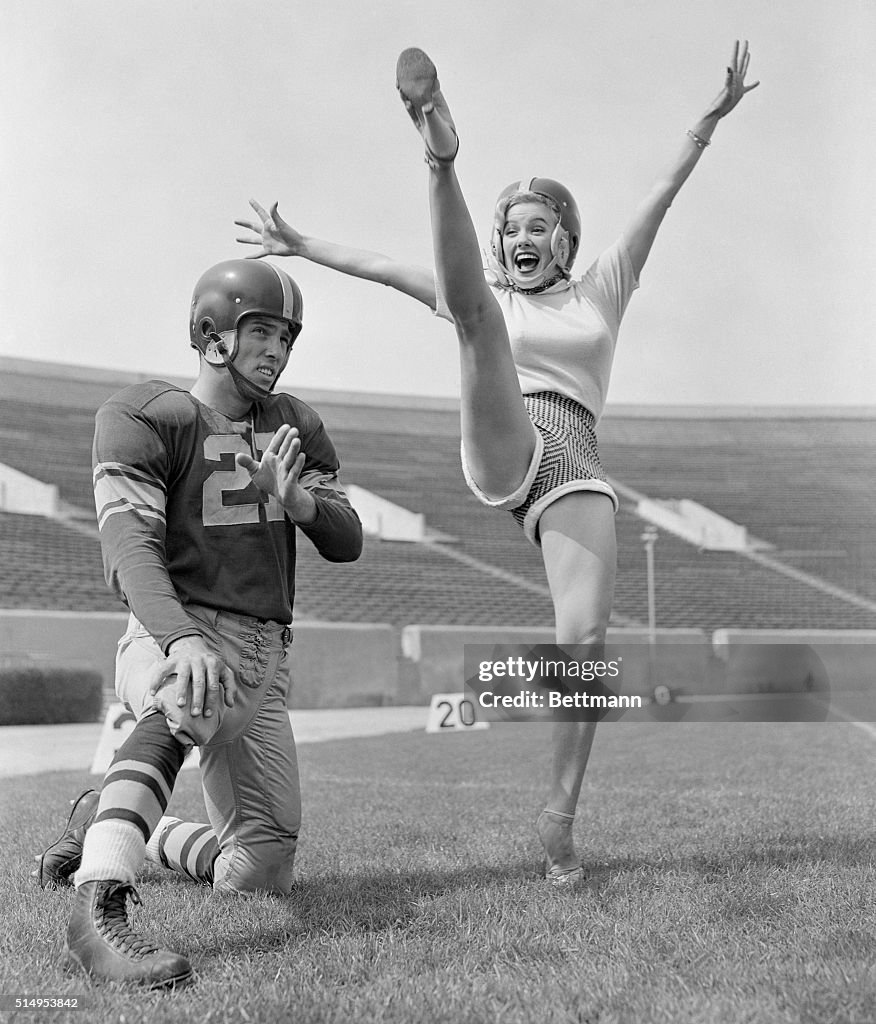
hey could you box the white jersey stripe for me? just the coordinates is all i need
[94,464,167,518]
[93,461,167,492]
[98,502,166,531]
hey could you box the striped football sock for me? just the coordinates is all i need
[147,817,219,885]
[74,711,186,887]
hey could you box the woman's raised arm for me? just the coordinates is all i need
[235,200,438,308]
[621,40,760,279]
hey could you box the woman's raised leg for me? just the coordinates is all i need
[397,49,536,500]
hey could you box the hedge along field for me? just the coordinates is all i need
[0,666,103,726]
[2,720,875,1024]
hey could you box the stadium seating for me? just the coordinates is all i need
[0,359,874,633]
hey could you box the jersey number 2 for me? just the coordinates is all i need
[202,434,285,527]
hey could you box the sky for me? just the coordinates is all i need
[2,0,874,407]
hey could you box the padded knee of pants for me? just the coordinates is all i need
[212,830,297,896]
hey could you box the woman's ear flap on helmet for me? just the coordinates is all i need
[556,233,570,268]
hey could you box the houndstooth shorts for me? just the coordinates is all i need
[461,391,618,546]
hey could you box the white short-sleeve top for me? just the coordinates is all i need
[435,239,639,422]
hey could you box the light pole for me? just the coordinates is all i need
[641,525,658,687]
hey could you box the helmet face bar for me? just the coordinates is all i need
[189,260,304,403]
[490,177,581,286]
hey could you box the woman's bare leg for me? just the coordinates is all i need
[397,49,536,499]
[536,491,617,879]
[398,52,618,882]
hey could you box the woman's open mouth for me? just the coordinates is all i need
[514,251,540,274]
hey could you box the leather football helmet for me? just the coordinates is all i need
[190,260,303,402]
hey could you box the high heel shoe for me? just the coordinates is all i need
[537,809,584,886]
[396,48,460,167]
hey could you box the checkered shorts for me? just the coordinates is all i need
[461,391,618,546]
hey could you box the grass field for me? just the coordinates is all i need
[1,720,874,1024]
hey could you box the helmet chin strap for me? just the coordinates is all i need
[506,253,567,293]
[208,332,274,405]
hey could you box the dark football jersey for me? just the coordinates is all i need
[93,381,362,651]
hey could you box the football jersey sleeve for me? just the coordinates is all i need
[293,408,363,563]
[92,396,202,652]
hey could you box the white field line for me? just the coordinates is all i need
[826,705,876,742]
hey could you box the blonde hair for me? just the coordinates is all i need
[502,190,561,223]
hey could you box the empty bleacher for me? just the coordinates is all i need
[599,418,876,605]
[1,358,874,633]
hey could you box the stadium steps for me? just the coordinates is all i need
[0,360,874,631]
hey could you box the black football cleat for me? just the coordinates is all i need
[38,790,100,889]
[66,880,193,989]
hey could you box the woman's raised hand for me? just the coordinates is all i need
[235,200,304,259]
[709,40,760,119]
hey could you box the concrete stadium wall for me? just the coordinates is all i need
[399,624,712,701]
[712,629,876,693]
[606,630,714,696]
[401,625,553,702]
[287,622,398,708]
[399,625,876,703]
[2,612,873,715]
[0,610,400,712]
